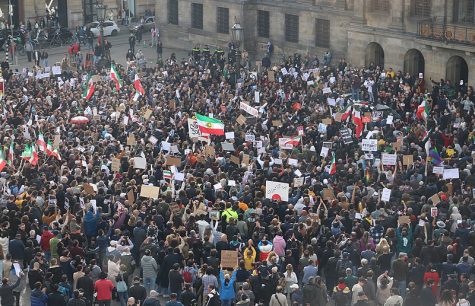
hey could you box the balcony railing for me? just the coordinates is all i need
[418,19,475,45]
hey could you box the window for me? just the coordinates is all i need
[285,14,299,43]
[414,0,431,18]
[454,0,475,23]
[369,0,389,12]
[217,7,229,34]
[315,19,330,48]
[191,3,203,29]
[168,0,178,25]
[257,10,270,38]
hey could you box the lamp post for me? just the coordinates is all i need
[231,18,243,68]
[96,3,108,68]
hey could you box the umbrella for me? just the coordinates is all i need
[70,116,89,124]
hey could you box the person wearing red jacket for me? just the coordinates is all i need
[94,272,114,306]
[39,226,54,262]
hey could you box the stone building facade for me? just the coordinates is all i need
[0,0,154,29]
[156,0,475,85]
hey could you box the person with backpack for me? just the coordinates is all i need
[141,249,159,295]
[58,274,73,301]
[182,260,198,285]
[333,278,351,306]
[169,263,184,299]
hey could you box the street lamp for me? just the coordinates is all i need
[231,18,243,68]
[96,3,108,68]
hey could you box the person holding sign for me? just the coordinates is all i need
[219,269,237,306]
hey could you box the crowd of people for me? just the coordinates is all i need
[0,35,473,306]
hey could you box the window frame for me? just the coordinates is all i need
[191,3,204,30]
[257,10,270,38]
[168,0,179,25]
[285,14,299,43]
[216,7,230,34]
[315,18,330,48]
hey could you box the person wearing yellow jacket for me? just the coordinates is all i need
[222,203,238,222]
[243,240,256,271]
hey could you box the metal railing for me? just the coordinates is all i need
[417,19,475,45]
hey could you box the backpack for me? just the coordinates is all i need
[333,288,349,306]
[193,276,203,290]
[183,266,193,283]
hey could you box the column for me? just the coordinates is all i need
[336,0,347,9]
[353,0,367,24]
[390,0,405,30]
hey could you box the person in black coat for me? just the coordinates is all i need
[9,234,25,264]
[76,269,94,300]
[128,277,147,304]
[158,248,182,292]
[168,263,184,296]
[0,273,22,306]
[179,284,196,306]
[48,284,67,306]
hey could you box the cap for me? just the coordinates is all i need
[290,284,299,289]
[436,221,446,228]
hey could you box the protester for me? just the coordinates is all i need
[0,34,468,306]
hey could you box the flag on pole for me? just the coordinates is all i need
[46,141,53,156]
[37,133,47,152]
[0,149,7,172]
[21,145,32,160]
[8,139,13,166]
[51,148,61,161]
[352,110,364,139]
[110,63,122,91]
[416,100,430,121]
[30,145,38,166]
[327,153,336,175]
[82,75,95,100]
[429,147,443,165]
[134,74,145,95]
[340,102,353,121]
[195,113,225,135]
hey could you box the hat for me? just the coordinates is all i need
[436,221,446,228]
[440,194,447,201]
[110,241,118,246]
[150,290,159,298]
[290,284,299,289]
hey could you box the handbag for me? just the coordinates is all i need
[116,273,127,292]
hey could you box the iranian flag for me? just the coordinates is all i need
[327,153,336,175]
[82,77,95,100]
[51,148,61,161]
[8,139,13,166]
[352,110,364,139]
[21,145,32,160]
[46,141,53,156]
[416,100,430,121]
[110,64,122,91]
[30,145,38,166]
[284,136,302,147]
[37,133,47,153]
[0,150,7,172]
[340,103,353,121]
[195,113,225,135]
[163,170,172,180]
[134,74,145,95]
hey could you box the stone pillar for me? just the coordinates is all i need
[336,0,347,9]
[353,0,366,24]
[390,0,405,30]
[23,0,36,22]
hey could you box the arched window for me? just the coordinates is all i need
[414,0,431,18]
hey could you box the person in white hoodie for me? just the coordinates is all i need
[0,231,9,257]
